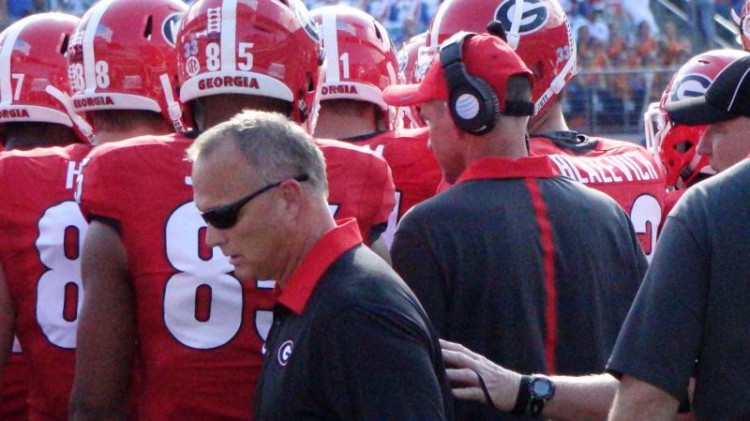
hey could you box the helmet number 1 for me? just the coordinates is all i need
[339,52,350,79]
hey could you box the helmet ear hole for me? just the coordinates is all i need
[373,21,383,42]
[144,15,153,40]
[60,34,70,55]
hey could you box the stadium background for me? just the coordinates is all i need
[2,0,741,143]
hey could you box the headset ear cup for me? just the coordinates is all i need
[449,76,500,135]
[440,31,501,135]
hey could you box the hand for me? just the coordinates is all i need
[440,339,522,411]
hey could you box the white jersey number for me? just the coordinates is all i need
[35,201,88,349]
[630,194,662,264]
[164,202,243,350]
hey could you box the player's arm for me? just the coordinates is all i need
[0,262,13,397]
[368,153,396,264]
[441,339,618,421]
[70,221,135,421]
[608,375,679,421]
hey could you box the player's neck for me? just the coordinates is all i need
[314,110,380,140]
[528,103,570,135]
[95,121,173,144]
[466,120,529,162]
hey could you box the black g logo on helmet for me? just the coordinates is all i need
[670,74,711,103]
[495,0,549,35]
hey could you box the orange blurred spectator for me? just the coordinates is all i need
[635,21,659,61]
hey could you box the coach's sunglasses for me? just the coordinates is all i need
[200,174,309,229]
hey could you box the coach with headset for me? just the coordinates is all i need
[384,30,648,421]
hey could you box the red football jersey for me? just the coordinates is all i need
[315,137,395,244]
[347,128,441,247]
[0,144,92,420]
[531,134,666,263]
[78,134,274,420]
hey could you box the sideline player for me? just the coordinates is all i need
[644,49,747,218]
[176,0,396,256]
[0,12,96,421]
[71,0,391,419]
[425,0,667,262]
[311,5,441,250]
[66,0,228,419]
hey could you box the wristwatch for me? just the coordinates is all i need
[511,374,556,417]
[528,375,556,416]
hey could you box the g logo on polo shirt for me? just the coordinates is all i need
[670,74,711,103]
[495,0,549,35]
[278,340,293,366]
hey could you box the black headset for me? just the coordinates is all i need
[440,32,500,135]
[439,26,534,135]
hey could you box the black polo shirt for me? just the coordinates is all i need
[255,219,452,420]
[608,159,750,418]
[392,156,647,421]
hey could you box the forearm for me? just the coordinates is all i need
[607,375,679,421]
[442,340,618,421]
[543,374,618,421]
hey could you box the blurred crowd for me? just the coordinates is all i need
[0,0,742,133]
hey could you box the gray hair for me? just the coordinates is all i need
[187,110,327,195]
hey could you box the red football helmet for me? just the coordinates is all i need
[426,0,576,117]
[0,13,93,142]
[311,5,398,129]
[67,0,189,132]
[177,0,324,134]
[732,1,750,51]
[644,49,747,188]
[395,32,427,129]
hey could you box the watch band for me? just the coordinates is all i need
[511,375,555,417]
[510,375,531,415]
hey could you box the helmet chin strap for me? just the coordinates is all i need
[533,36,577,114]
[45,85,96,144]
[160,73,185,132]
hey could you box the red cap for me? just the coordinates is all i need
[383,34,533,108]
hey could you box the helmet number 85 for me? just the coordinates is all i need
[204,42,254,72]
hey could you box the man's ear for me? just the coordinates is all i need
[278,178,306,215]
